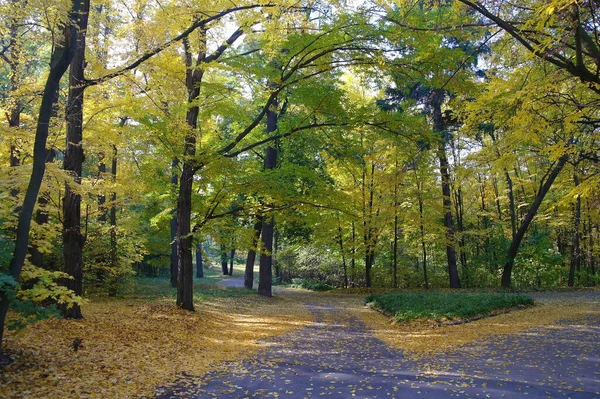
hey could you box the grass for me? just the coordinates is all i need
[365,292,535,322]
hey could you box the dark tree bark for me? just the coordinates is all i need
[29,149,57,269]
[170,158,179,287]
[244,215,263,289]
[431,91,460,288]
[176,28,243,309]
[61,0,90,319]
[175,35,204,312]
[108,145,118,297]
[1,0,80,352]
[258,147,277,297]
[257,79,278,297]
[229,248,235,276]
[501,154,569,288]
[569,174,582,287]
[196,243,204,278]
[220,244,229,275]
[98,154,107,222]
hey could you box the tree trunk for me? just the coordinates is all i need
[108,145,118,297]
[338,220,348,288]
[170,158,179,287]
[176,36,206,311]
[258,147,277,297]
[257,82,278,297]
[418,181,429,289]
[220,244,229,275]
[244,215,263,289]
[432,91,460,288]
[196,243,203,278]
[1,0,80,352]
[30,149,57,269]
[229,248,235,276]
[501,154,569,288]
[569,174,581,287]
[62,0,90,319]
[351,222,356,287]
[176,156,195,310]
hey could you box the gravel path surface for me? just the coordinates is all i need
[154,292,600,399]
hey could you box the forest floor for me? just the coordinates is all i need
[1,271,599,398]
[155,281,600,399]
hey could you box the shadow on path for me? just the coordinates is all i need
[154,293,600,398]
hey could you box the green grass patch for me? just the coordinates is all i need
[365,292,535,322]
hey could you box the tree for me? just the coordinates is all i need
[1,0,82,353]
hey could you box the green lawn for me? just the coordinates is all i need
[365,292,535,322]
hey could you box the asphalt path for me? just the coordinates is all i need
[154,289,600,399]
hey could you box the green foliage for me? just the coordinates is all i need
[290,278,335,292]
[365,292,535,322]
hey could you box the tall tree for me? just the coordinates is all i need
[1,0,82,352]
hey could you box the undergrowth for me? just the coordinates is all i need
[365,292,535,322]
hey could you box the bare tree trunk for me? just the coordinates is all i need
[229,248,235,276]
[62,0,90,319]
[170,158,179,287]
[220,244,228,275]
[244,216,263,289]
[257,80,278,297]
[431,91,460,289]
[258,146,277,297]
[108,145,118,297]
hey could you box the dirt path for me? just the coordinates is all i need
[154,292,600,398]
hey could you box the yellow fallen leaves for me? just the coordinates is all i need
[0,293,312,398]
[352,294,600,357]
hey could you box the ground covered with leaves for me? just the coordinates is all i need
[0,279,312,398]
[154,290,600,398]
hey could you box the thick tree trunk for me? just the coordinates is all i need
[196,243,203,278]
[30,149,57,269]
[501,154,569,288]
[257,84,278,297]
[1,0,79,352]
[431,90,460,289]
[176,156,195,310]
[258,146,277,297]
[258,211,275,297]
[170,158,179,287]
[220,244,229,275]
[244,216,263,289]
[62,0,90,319]
[176,36,205,311]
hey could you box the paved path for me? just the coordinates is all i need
[155,293,600,398]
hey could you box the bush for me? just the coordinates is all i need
[365,292,534,322]
[290,278,335,291]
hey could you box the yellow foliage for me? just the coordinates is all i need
[1,294,312,398]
